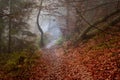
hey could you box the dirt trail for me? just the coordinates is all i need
[30,47,93,80]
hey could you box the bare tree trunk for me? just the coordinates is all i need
[0,33,1,53]
[37,0,44,47]
[66,1,70,38]
[66,1,69,29]
[0,14,2,53]
[116,0,120,10]
[8,0,12,53]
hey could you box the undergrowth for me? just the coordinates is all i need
[0,51,39,79]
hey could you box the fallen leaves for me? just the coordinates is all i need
[28,26,120,80]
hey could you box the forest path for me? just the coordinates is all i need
[30,46,93,80]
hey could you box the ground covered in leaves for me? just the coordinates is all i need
[29,25,120,80]
[1,25,119,80]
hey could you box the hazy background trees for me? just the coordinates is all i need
[0,0,37,53]
[0,0,119,52]
[65,0,120,42]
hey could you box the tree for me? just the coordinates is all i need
[37,0,44,47]
[0,0,36,53]
[67,0,120,42]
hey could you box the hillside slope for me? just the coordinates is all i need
[29,23,120,80]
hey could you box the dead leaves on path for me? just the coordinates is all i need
[30,27,120,80]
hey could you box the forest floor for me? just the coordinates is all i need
[30,47,93,80]
[30,24,120,80]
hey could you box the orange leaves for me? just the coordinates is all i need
[29,26,120,80]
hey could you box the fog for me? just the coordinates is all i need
[28,10,62,48]
[27,0,68,48]
[41,16,62,48]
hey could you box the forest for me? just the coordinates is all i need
[0,0,120,80]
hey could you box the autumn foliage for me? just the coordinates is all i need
[29,24,120,80]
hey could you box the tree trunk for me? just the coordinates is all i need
[37,0,44,47]
[8,0,12,53]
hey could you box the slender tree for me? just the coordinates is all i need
[8,0,12,53]
[37,0,44,46]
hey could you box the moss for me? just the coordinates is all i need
[56,36,65,45]
[0,51,39,78]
